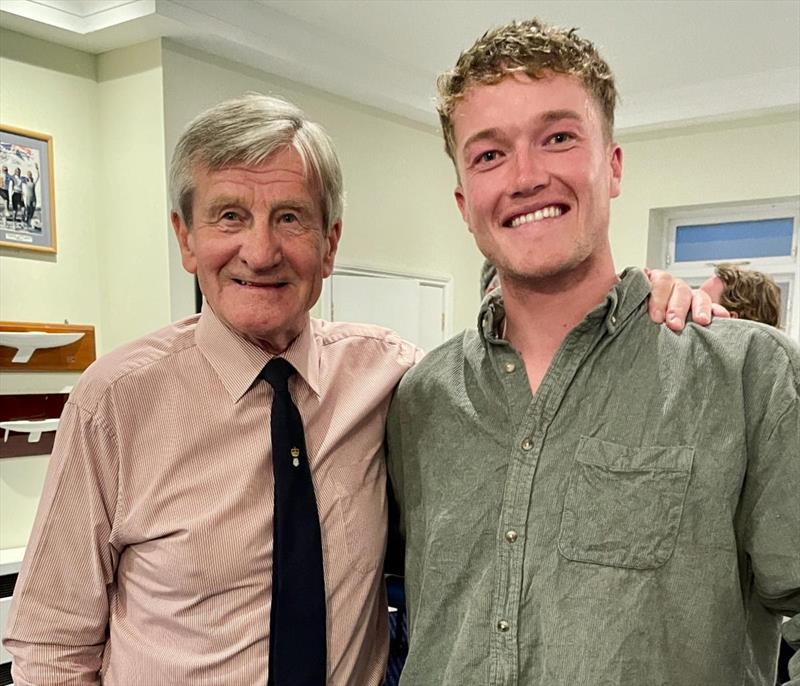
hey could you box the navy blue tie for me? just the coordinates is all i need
[261,358,327,685]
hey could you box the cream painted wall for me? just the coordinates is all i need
[0,30,102,342]
[0,34,172,354]
[0,32,104,552]
[160,42,483,332]
[611,115,800,269]
[0,35,171,552]
[95,41,171,353]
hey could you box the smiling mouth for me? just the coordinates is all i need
[233,278,287,288]
[505,204,568,228]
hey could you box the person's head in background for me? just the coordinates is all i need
[701,263,781,326]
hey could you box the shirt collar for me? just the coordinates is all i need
[195,302,321,402]
[478,267,651,346]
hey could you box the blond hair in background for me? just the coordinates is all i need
[715,263,782,326]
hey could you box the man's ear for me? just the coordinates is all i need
[609,144,623,199]
[321,219,342,278]
[171,210,197,274]
[454,186,470,227]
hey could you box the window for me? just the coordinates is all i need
[648,197,799,340]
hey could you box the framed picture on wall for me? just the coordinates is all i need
[0,125,57,253]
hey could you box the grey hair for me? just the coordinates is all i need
[169,93,344,233]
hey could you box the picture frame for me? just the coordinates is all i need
[0,125,57,253]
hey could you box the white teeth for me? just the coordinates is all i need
[509,205,563,227]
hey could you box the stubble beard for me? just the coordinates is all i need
[488,239,597,295]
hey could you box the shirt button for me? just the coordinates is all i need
[610,315,617,325]
[521,438,533,451]
[504,361,516,373]
[505,530,518,543]
[497,620,510,632]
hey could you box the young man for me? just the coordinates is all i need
[387,19,799,686]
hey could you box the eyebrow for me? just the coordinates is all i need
[271,201,316,217]
[461,109,585,157]
[204,196,247,216]
[461,128,507,156]
[541,109,584,125]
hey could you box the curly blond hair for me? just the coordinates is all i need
[437,18,618,163]
[716,264,782,326]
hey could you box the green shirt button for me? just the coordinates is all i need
[505,530,518,543]
[521,438,533,451]
[497,620,510,632]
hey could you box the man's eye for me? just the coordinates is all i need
[548,132,574,145]
[221,211,240,221]
[279,213,299,223]
[475,150,500,164]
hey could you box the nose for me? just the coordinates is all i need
[239,224,282,271]
[510,146,548,198]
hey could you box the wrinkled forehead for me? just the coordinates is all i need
[197,145,319,187]
[189,153,324,218]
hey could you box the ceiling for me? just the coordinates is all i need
[1,0,799,133]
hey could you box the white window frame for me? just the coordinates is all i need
[648,197,799,340]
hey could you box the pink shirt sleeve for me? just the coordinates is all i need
[4,400,119,685]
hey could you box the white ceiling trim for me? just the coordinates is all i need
[3,0,155,32]
[618,66,800,132]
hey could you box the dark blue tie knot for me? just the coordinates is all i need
[260,357,296,392]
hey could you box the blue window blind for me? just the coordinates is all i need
[675,217,794,262]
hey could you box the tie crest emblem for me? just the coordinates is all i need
[291,447,300,467]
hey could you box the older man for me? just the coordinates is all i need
[4,94,707,685]
[387,18,800,686]
[4,95,421,686]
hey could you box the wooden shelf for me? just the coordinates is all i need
[0,321,95,371]
[0,393,67,459]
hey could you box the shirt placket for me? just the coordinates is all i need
[487,320,607,686]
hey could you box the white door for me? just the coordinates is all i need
[330,274,420,344]
[322,267,451,352]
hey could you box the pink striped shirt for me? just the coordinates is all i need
[4,305,421,685]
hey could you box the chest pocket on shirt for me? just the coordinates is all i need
[558,436,694,570]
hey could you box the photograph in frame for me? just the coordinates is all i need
[0,125,56,253]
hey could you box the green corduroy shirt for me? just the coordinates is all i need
[387,268,800,686]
